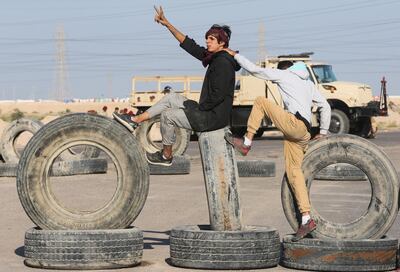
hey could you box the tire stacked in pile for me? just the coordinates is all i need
[168,128,281,270]
[0,118,108,177]
[17,114,149,269]
[281,134,399,271]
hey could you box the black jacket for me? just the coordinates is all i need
[180,36,241,132]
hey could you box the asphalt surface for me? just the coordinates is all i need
[0,130,399,271]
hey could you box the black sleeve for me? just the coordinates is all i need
[199,59,234,111]
[180,36,206,61]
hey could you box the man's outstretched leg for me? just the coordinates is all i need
[113,93,187,132]
[146,108,191,166]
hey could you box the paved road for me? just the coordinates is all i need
[0,130,399,271]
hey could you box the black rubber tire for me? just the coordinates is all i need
[329,109,350,134]
[314,163,367,181]
[0,158,108,177]
[281,134,399,239]
[0,162,19,177]
[149,155,190,175]
[237,160,275,177]
[17,113,149,230]
[397,244,400,268]
[24,227,143,270]
[169,225,280,270]
[50,158,108,176]
[135,116,190,156]
[0,118,43,163]
[281,235,398,271]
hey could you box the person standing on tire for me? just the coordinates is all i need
[113,6,240,166]
[223,49,331,241]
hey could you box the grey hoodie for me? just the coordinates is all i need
[234,54,331,134]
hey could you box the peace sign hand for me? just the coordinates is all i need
[154,5,169,26]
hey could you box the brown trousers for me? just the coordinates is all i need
[248,97,311,213]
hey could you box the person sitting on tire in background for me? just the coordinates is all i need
[223,48,331,241]
[113,6,240,166]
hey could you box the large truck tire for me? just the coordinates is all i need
[281,134,399,239]
[315,163,367,181]
[0,118,43,163]
[0,158,108,177]
[24,227,143,270]
[169,225,280,270]
[17,113,149,230]
[149,155,190,175]
[135,116,190,156]
[329,109,350,134]
[281,235,398,271]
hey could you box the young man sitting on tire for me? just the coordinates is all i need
[222,48,331,241]
[113,6,240,166]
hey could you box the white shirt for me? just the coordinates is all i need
[234,54,331,134]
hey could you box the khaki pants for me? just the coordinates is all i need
[248,97,311,213]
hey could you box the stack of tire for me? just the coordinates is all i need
[168,128,281,270]
[17,114,150,269]
[0,118,108,177]
[281,134,399,271]
[136,117,276,177]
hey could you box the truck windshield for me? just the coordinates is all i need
[311,65,337,83]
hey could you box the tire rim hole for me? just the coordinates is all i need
[48,144,118,214]
[310,163,371,224]
[13,131,34,158]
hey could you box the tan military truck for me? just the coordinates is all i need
[129,52,388,154]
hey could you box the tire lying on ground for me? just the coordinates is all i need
[135,116,190,156]
[0,159,108,177]
[281,134,399,239]
[58,144,101,161]
[0,118,43,163]
[281,235,398,271]
[17,113,149,229]
[24,227,143,270]
[237,160,275,177]
[149,155,190,175]
[169,225,280,270]
[315,163,367,181]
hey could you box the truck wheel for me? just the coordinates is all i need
[329,109,350,134]
[281,235,398,271]
[0,118,43,163]
[281,134,399,239]
[24,227,143,270]
[17,113,149,230]
[169,225,280,270]
[135,116,190,155]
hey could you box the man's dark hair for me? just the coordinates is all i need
[277,61,293,70]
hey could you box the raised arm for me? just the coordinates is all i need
[154,6,185,43]
[154,5,206,61]
[223,49,287,82]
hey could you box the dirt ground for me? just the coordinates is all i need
[0,129,399,272]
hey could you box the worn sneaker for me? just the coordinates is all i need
[292,219,317,242]
[112,112,138,132]
[224,133,251,156]
[146,151,173,166]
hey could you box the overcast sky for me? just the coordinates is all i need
[0,0,399,100]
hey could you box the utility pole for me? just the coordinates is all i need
[258,21,268,62]
[53,25,69,101]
